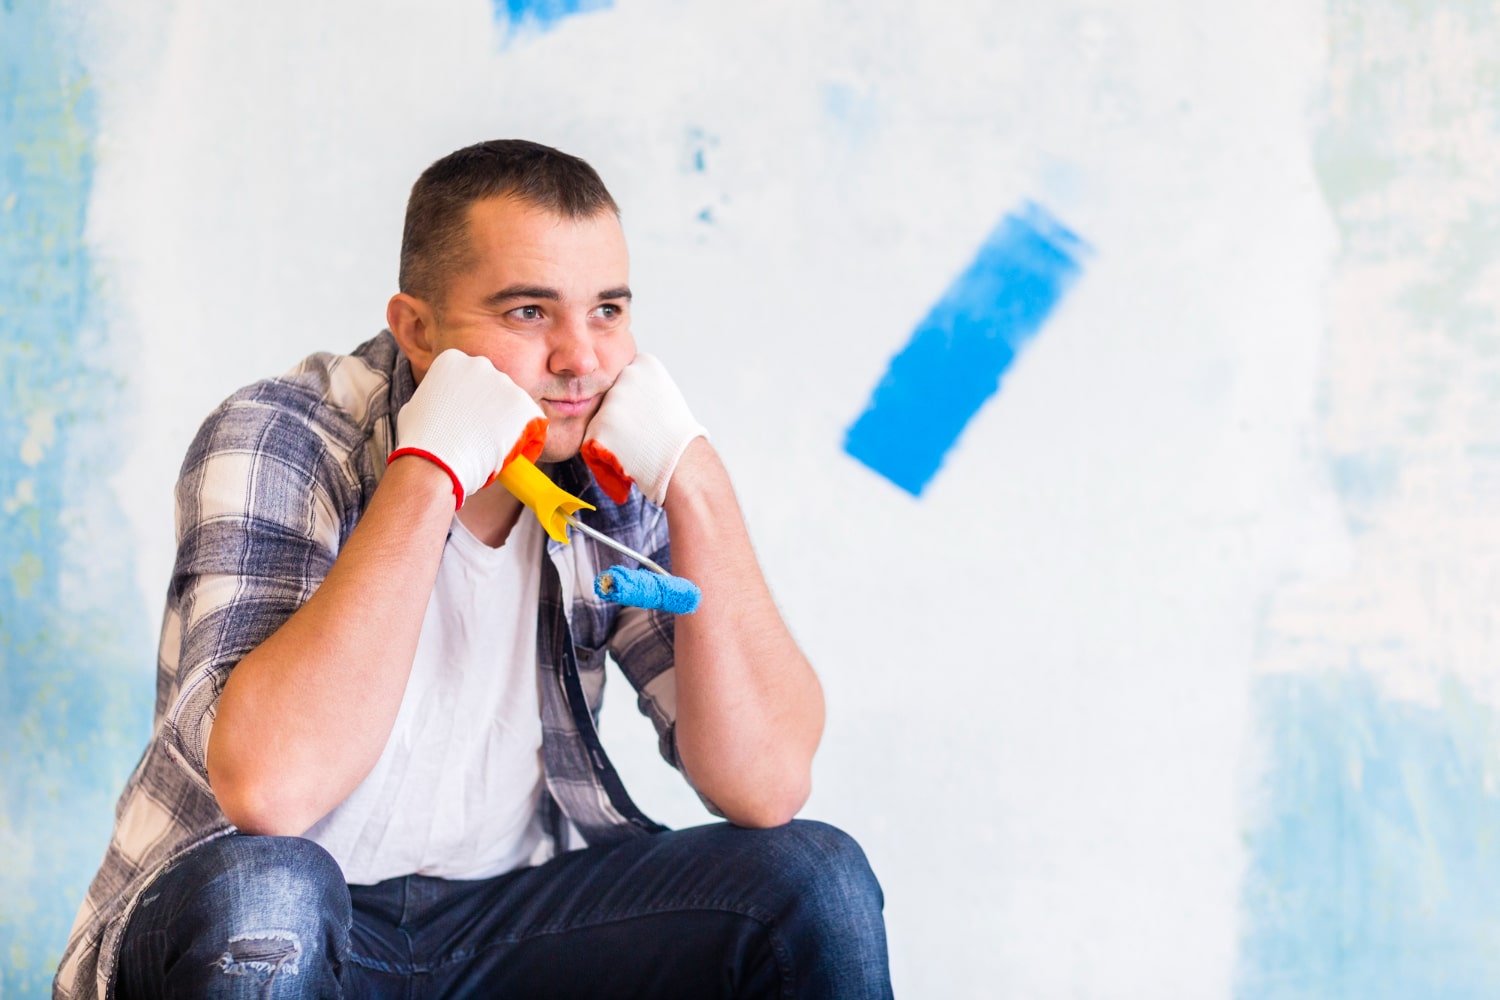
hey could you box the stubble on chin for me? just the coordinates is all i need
[537,422,586,464]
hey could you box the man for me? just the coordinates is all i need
[54,140,892,999]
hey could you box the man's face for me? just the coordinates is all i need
[422,196,636,462]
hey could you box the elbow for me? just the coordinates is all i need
[726,804,802,830]
[678,729,818,830]
[715,770,813,830]
[211,772,319,837]
[207,743,323,837]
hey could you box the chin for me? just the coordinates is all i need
[539,441,583,465]
[538,420,587,464]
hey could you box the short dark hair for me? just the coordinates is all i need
[398,139,619,309]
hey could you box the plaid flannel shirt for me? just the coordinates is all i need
[54,332,696,1000]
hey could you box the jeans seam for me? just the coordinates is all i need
[423,889,780,949]
[344,951,419,975]
[437,899,794,991]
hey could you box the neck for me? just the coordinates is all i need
[456,481,525,548]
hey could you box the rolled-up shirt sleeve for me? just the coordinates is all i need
[161,390,363,788]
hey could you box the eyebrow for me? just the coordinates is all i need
[484,285,559,307]
[483,285,633,308]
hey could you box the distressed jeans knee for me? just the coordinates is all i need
[116,835,351,999]
[216,931,304,978]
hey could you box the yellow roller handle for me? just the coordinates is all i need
[495,456,595,543]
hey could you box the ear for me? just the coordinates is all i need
[387,293,440,381]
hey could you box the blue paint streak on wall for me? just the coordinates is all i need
[492,0,614,36]
[2,3,152,994]
[843,202,1087,496]
[1239,672,1500,999]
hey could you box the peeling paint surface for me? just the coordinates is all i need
[1240,673,1500,998]
[0,2,152,994]
[1242,0,1500,994]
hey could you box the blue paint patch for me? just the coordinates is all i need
[492,0,613,37]
[1239,672,1500,999]
[1,3,153,994]
[843,202,1088,495]
[683,126,716,174]
[821,82,877,147]
[681,128,721,227]
[1329,450,1400,535]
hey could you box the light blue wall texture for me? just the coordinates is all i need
[2,2,154,993]
[3,0,1498,996]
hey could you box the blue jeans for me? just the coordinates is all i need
[115,821,892,998]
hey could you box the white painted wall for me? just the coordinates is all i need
[81,1,1342,995]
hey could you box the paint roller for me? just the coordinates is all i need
[496,456,701,615]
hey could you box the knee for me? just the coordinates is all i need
[152,835,349,937]
[120,836,349,996]
[762,820,884,922]
[747,821,890,993]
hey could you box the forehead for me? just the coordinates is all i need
[459,196,628,282]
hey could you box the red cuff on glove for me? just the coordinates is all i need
[388,447,466,510]
[580,439,634,505]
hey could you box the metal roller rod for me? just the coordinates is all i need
[561,514,670,577]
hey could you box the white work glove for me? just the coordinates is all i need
[389,349,547,509]
[581,353,707,506]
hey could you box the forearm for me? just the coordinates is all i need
[206,456,455,835]
[663,439,825,827]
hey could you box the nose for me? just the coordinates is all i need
[549,313,599,378]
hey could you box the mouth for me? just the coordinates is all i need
[541,396,597,418]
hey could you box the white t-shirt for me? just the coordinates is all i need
[304,512,551,885]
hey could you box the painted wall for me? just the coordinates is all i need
[2,0,1497,996]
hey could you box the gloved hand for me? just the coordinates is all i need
[581,353,707,505]
[389,349,547,509]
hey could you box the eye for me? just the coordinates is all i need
[509,305,544,321]
[594,303,623,320]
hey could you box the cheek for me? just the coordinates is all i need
[603,335,638,379]
[482,346,547,392]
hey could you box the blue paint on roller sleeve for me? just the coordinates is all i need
[595,566,701,615]
[844,201,1088,496]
